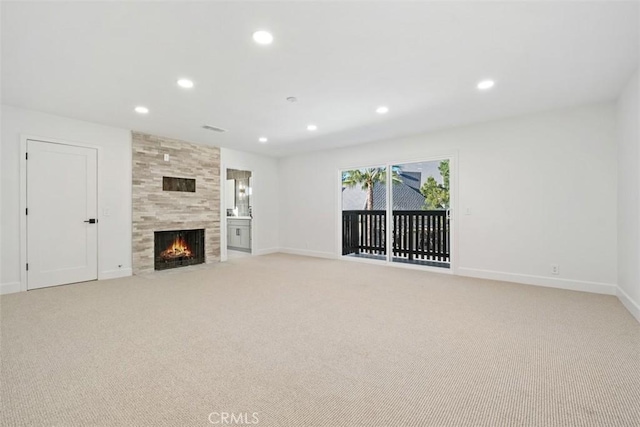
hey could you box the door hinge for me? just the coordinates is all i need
[25,208,28,215]
[26,263,29,271]
[25,152,28,160]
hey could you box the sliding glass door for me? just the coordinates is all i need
[390,160,450,268]
[341,158,452,269]
[341,167,387,261]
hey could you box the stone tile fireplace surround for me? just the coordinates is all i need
[132,132,220,274]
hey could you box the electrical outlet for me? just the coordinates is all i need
[163,153,170,162]
[551,264,559,275]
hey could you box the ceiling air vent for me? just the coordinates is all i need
[202,125,227,133]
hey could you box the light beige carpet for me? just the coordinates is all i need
[1,254,639,426]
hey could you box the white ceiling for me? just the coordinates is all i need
[2,1,638,157]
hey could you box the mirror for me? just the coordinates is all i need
[226,169,252,217]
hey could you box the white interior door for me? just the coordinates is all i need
[27,140,98,289]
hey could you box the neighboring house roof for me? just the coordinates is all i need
[342,171,426,211]
[398,171,421,191]
[372,172,426,210]
[341,186,368,210]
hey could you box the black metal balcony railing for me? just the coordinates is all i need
[342,210,450,263]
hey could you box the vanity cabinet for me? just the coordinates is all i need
[227,218,251,251]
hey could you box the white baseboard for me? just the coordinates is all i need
[274,252,619,296]
[617,286,640,323]
[0,282,22,295]
[278,247,337,260]
[1,269,132,295]
[253,247,280,256]
[457,267,617,295]
[99,268,133,280]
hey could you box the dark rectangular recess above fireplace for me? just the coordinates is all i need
[163,176,196,192]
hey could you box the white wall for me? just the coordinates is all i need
[0,108,3,287]
[279,103,618,294]
[616,70,640,321]
[221,147,280,256]
[1,102,625,302]
[1,105,133,293]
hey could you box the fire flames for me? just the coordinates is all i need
[160,236,193,260]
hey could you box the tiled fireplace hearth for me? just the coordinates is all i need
[132,132,220,274]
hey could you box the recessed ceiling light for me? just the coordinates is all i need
[477,80,495,90]
[253,30,273,45]
[134,106,149,114]
[177,78,194,89]
[259,137,268,143]
[307,124,318,131]
[376,106,389,114]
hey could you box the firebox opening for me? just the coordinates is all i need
[154,229,204,270]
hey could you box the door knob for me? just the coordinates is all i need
[84,219,97,224]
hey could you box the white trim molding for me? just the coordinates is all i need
[458,267,617,295]
[278,248,337,260]
[220,163,257,262]
[617,287,640,323]
[253,247,280,256]
[276,250,618,296]
[20,134,106,292]
[99,268,133,281]
[0,282,22,295]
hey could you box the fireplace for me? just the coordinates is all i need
[154,229,205,270]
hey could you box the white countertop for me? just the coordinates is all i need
[227,216,252,220]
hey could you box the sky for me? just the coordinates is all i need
[395,160,444,185]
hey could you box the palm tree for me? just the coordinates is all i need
[342,167,402,210]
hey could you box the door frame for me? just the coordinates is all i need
[335,151,459,275]
[220,163,255,262]
[19,135,103,292]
